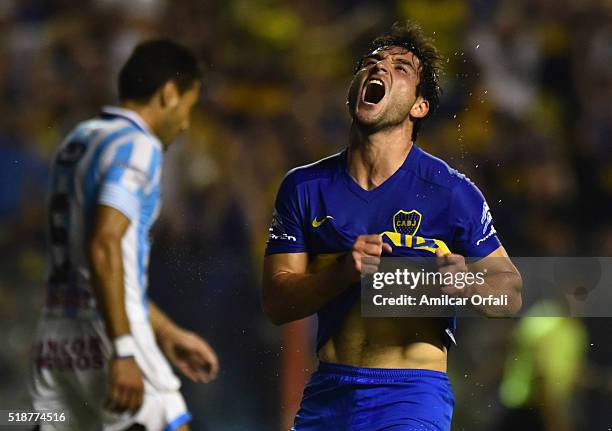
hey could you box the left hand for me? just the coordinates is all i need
[158,327,220,383]
[435,249,469,295]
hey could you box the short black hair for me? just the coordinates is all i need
[356,21,442,141]
[118,39,201,102]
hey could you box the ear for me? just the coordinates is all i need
[410,96,429,119]
[159,81,180,109]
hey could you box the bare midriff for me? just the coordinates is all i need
[318,301,448,371]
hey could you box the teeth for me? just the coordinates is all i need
[369,79,384,87]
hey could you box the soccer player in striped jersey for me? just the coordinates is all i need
[262,22,522,431]
[30,40,219,431]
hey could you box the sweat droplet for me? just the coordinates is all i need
[476,44,480,49]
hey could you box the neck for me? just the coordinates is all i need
[120,100,157,134]
[347,121,414,191]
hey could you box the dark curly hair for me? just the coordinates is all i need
[355,21,442,141]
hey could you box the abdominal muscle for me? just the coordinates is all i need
[318,301,448,371]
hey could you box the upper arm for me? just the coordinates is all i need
[263,252,309,280]
[448,176,520,280]
[262,171,309,296]
[449,177,501,258]
[262,252,308,311]
[469,245,523,315]
[468,245,519,276]
[90,205,131,245]
[98,136,160,223]
[265,171,307,256]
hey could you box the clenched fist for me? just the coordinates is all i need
[344,234,393,281]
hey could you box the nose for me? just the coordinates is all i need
[373,59,389,74]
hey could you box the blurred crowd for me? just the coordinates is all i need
[0,0,611,429]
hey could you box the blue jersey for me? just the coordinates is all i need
[45,106,163,322]
[265,144,500,349]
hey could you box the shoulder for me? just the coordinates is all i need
[94,128,161,183]
[412,145,480,194]
[82,113,161,151]
[282,151,342,190]
[95,115,159,153]
[62,118,107,146]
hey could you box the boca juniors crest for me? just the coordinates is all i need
[393,209,422,235]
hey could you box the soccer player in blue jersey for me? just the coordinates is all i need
[262,22,523,431]
[30,40,219,431]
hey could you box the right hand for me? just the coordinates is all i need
[344,234,393,280]
[106,357,144,413]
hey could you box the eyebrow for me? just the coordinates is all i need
[364,52,385,61]
[393,58,417,71]
[363,53,417,71]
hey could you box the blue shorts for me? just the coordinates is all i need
[292,362,454,431]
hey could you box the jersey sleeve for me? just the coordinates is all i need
[449,177,501,259]
[98,136,160,221]
[265,171,307,255]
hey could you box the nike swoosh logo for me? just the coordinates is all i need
[312,216,334,228]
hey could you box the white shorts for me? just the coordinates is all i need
[29,315,191,431]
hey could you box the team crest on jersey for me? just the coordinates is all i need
[393,210,422,235]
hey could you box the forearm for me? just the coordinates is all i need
[88,237,130,339]
[148,301,179,340]
[262,256,354,325]
[466,271,523,316]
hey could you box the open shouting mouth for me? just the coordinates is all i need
[363,78,386,105]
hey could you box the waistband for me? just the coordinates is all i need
[317,361,449,380]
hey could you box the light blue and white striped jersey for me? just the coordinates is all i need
[45,106,163,323]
